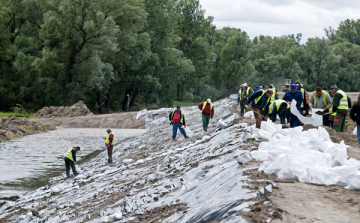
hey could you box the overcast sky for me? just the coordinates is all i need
[199,0,360,43]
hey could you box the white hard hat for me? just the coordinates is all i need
[243,83,248,86]
[207,99,212,103]
[240,84,243,87]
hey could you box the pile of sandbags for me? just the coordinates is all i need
[250,119,360,189]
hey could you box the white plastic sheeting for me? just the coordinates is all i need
[244,111,254,118]
[290,100,323,126]
[251,119,360,189]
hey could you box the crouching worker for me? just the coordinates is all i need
[64,147,80,178]
[245,89,273,128]
[169,105,189,140]
[268,99,291,125]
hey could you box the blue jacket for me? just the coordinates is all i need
[246,90,269,109]
[283,90,303,112]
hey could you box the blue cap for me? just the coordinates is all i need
[290,84,297,91]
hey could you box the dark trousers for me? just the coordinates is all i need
[107,145,113,163]
[240,100,245,116]
[290,114,301,128]
[202,114,211,131]
[64,158,78,177]
[251,105,267,129]
[322,114,331,127]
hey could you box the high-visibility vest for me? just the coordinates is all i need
[270,89,276,103]
[64,148,76,162]
[255,90,266,104]
[171,111,184,124]
[246,87,251,95]
[336,90,349,111]
[269,99,289,114]
[239,89,243,98]
[202,102,213,116]
[105,132,115,145]
[300,88,305,108]
[312,91,328,108]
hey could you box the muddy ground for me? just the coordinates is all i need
[234,103,360,223]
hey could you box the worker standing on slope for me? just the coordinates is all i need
[169,105,188,140]
[242,83,254,105]
[350,94,360,144]
[268,99,291,125]
[198,99,214,132]
[104,129,115,164]
[245,89,273,128]
[329,85,352,133]
[64,146,80,178]
[283,84,303,128]
[309,86,333,127]
[268,85,279,105]
[237,84,245,116]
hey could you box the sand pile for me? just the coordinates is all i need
[33,101,93,118]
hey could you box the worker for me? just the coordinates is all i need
[198,99,214,132]
[259,86,263,90]
[169,105,188,140]
[268,85,279,104]
[322,86,329,93]
[350,94,360,144]
[245,89,273,128]
[64,146,80,178]
[283,84,303,128]
[242,83,254,102]
[309,86,333,127]
[237,84,245,116]
[104,129,115,164]
[268,99,291,125]
[255,86,259,91]
[329,85,352,133]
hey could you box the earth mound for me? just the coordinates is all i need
[33,101,93,118]
[0,116,56,142]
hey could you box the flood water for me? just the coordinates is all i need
[0,128,147,198]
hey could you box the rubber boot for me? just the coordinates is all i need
[183,134,189,139]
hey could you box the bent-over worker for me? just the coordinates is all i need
[268,99,291,125]
[64,146,80,178]
[245,89,273,128]
[198,99,214,132]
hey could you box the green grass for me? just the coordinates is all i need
[40,125,47,131]
[173,101,198,107]
[5,133,12,140]
[0,112,34,119]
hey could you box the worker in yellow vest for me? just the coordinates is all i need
[64,146,80,178]
[198,99,214,132]
[268,99,291,125]
[329,85,352,132]
[104,129,115,164]
[309,86,333,127]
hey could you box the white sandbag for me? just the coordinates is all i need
[217,120,226,128]
[185,127,195,138]
[244,111,254,118]
[331,166,358,186]
[353,127,357,136]
[305,166,341,185]
[251,150,269,161]
[346,171,360,190]
[290,100,322,126]
[75,165,82,173]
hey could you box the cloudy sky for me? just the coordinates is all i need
[199,0,360,43]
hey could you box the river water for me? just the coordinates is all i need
[0,128,147,198]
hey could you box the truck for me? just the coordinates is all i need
[282,79,292,92]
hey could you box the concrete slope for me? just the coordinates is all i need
[30,112,145,129]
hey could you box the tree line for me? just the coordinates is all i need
[1,0,360,113]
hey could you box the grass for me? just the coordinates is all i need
[40,125,47,131]
[5,133,12,140]
[173,101,198,107]
[0,112,34,119]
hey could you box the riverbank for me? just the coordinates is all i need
[1,96,360,222]
[0,116,55,143]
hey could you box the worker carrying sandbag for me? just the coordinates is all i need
[64,147,80,178]
[198,99,214,132]
[268,99,291,125]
